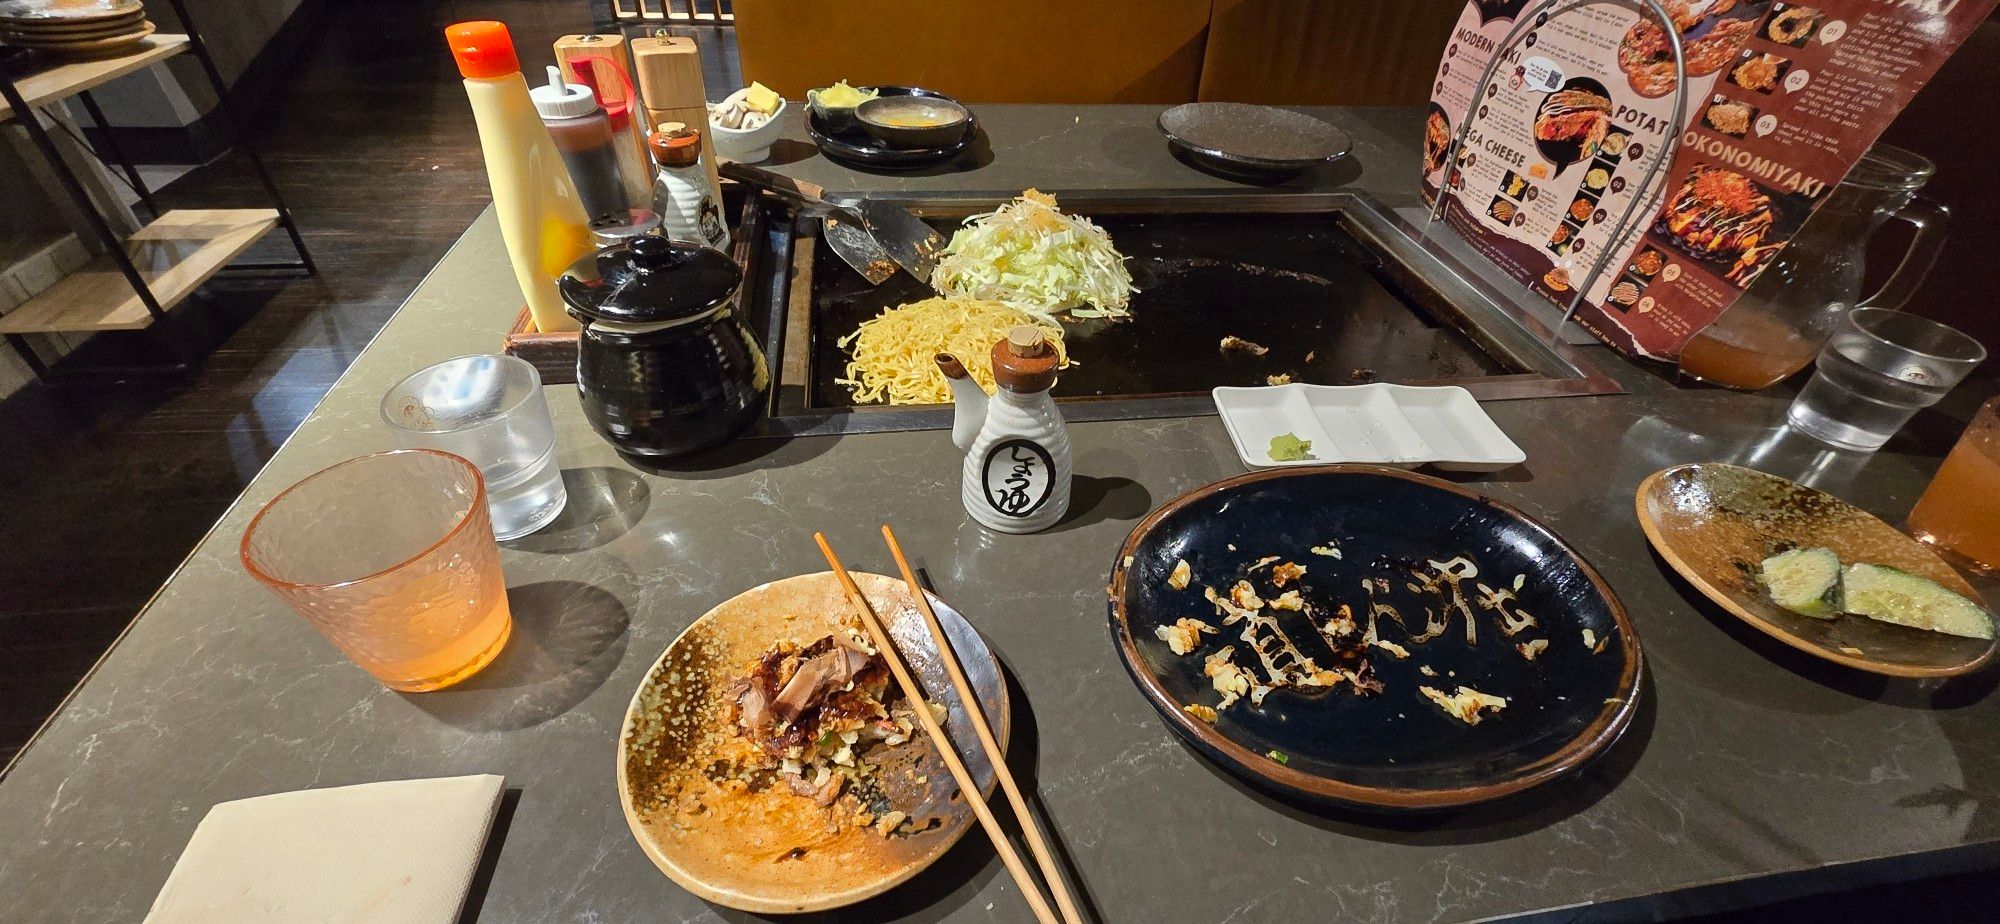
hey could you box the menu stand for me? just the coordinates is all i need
[0,0,315,383]
[1422,0,1690,344]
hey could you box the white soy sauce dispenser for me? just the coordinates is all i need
[938,327,1073,534]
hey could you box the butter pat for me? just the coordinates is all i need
[743,81,781,114]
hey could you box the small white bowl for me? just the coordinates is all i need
[707,91,786,163]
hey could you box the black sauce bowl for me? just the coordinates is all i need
[856,95,972,149]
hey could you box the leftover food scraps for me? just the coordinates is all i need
[1155,618,1217,655]
[1419,685,1508,725]
[1760,547,1843,617]
[1843,563,1994,640]
[1221,335,1270,356]
[1150,551,1570,728]
[1756,548,1995,638]
[1268,433,1316,462]
[717,632,929,837]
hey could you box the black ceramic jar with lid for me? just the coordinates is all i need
[559,236,768,458]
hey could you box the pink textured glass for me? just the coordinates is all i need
[241,449,512,691]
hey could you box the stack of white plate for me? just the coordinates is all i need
[0,0,153,57]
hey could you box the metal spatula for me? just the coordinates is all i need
[719,160,943,286]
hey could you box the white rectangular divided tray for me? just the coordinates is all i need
[1212,383,1525,472]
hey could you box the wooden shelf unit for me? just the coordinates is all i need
[0,209,280,334]
[0,35,189,124]
[0,2,313,380]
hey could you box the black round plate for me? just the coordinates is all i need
[1164,138,1306,181]
[1157,102,1351,178]
[807,86,976,171]
[1108,466,1642,811]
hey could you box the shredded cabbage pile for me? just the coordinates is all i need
[929,190,1136,323]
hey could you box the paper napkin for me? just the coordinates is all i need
[146,774,505,923]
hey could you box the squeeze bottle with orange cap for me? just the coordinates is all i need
[446,21,592,333]
[648,123,729,251]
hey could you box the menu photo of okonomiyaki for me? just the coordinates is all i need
[1655,164,1811,288]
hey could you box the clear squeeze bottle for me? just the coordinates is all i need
[531,65,631,225]
[648,124,730,251]
[446,21,592,333]
[949,327,1073,534]
[562,54,656,210]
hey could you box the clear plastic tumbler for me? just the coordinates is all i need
[242,450,512,691]
[382,354,566,540]
[1785,307,1986,451]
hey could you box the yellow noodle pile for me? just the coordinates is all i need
[837,297,1067,405]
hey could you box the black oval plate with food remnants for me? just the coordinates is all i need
[807,86,978,171]
[1108,466,1642,811]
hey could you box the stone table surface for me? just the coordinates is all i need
[1,105,1996,923]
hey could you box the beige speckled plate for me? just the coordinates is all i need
[1637,463,1994,677]
[617,571,1008,914]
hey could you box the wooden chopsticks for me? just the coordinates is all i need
[881,525,1085,924]
[812,532,1078,924]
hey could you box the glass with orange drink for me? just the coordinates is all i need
[241,449,512,691]
[1907,396,2000,573]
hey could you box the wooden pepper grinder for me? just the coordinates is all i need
[631,34,719,194]
[945,327,1073,534]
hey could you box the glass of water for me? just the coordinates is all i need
[381,354,567,539]
[1786,307,1986,451]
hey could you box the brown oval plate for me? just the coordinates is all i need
[618,571,1008,914]
[1109,466,1642,811]
[1637,462,1994,677]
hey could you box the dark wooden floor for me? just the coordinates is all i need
[0,0,737,763]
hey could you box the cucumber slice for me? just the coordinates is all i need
[1842,563,1995,640]
[1759,547,1842,618]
